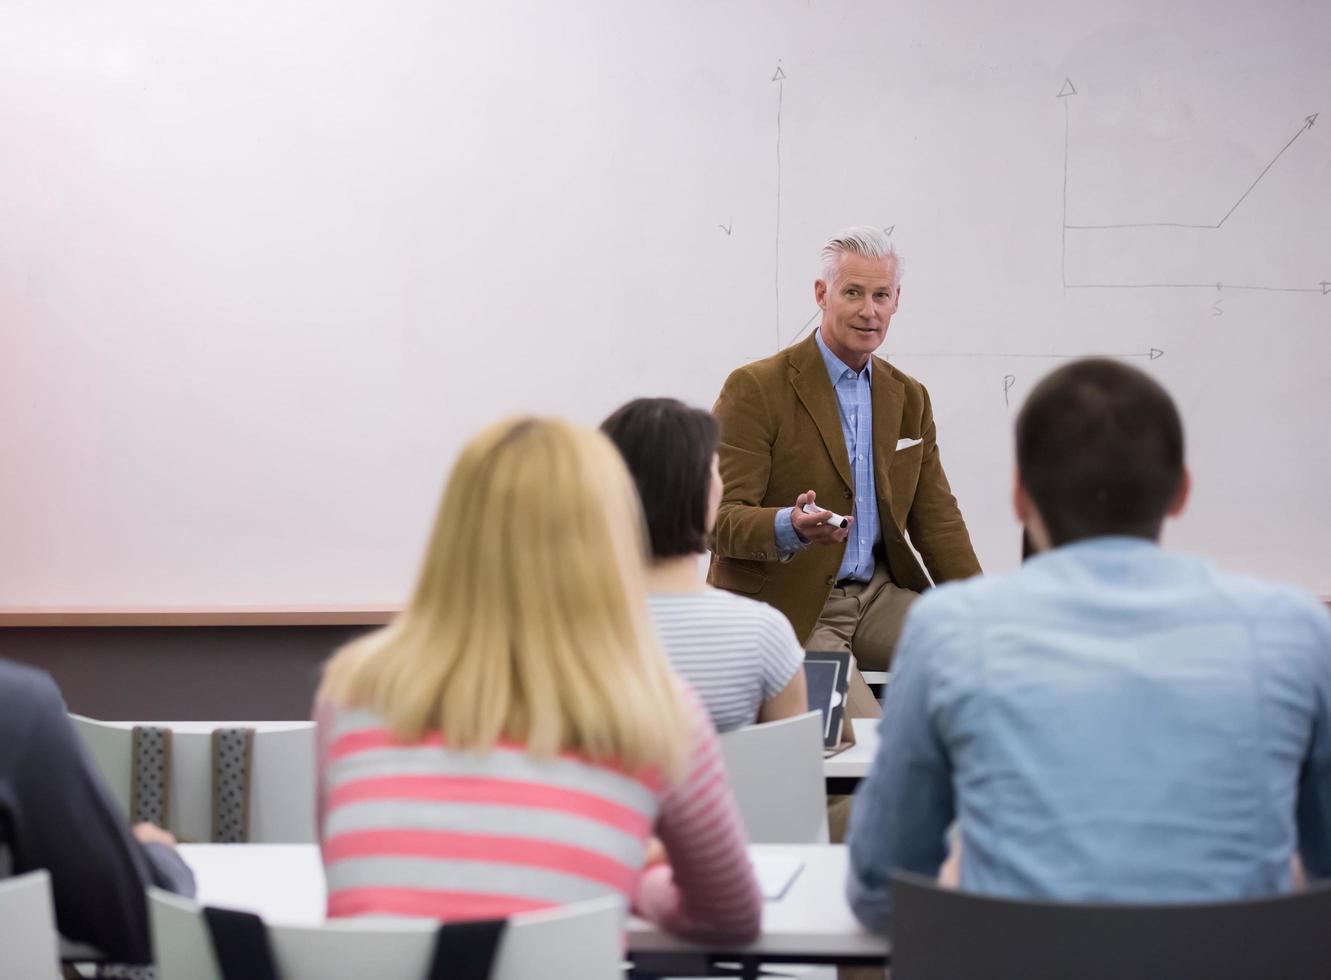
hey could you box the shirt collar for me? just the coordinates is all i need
[814,326,872,387]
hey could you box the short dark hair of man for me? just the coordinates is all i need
[1016,359,1185,546]
[601,398,719,559]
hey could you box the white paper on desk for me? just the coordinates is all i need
[752,854,805,901]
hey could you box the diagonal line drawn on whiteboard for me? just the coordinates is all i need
[1057,78,1328,296]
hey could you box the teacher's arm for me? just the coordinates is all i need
[710,366,786,560]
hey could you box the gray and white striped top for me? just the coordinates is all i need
[648,588,805,733]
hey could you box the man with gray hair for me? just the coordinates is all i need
[708,228,980,715]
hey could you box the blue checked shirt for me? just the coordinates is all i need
[774,328,880,582]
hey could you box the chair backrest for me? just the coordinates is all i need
[71,713,136,818]
[70,716,317,842]
[718,710,828,844]
[891,872,1331,980]
[149,889,625,980]
[0,870,61,980]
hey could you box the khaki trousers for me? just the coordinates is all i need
[806,563,919,721]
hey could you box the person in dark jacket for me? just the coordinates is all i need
[0,659,194,967]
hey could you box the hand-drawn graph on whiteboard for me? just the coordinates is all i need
[760,63,1168,392]
[1058,77,1329,301]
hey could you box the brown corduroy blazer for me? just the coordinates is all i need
[706,332,982,643]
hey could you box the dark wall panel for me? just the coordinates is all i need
[0,626,373,720]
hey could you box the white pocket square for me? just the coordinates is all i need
[895,437,923,451]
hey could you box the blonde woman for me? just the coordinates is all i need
[315,418,761,943]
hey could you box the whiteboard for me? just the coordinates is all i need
[2,0,1328,608]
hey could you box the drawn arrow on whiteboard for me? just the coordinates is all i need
[1067,110,1322,230]
[1067,280,1330,294]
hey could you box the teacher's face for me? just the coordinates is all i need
[814,253,900,372]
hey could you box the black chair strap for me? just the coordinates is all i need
[201,907,508,980]
[427,918,508,980]
[202,906,280,980]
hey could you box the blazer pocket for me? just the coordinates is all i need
[888,442,923,500]
[709,557,766,595]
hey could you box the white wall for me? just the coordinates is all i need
[2,0,1328,606]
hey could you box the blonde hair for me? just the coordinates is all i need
[319,417,690,780]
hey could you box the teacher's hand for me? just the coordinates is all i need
[791,490,852,546]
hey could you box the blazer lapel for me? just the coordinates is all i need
[788,334,854,492]
[871,357,906,515]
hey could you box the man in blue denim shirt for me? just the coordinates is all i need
[846,359,1331,933]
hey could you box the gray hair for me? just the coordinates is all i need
[819,226,903,286]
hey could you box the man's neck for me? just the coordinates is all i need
[816,324,871,374]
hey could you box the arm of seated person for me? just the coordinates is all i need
[845,610,954,935]
[756,604,811,724]
[635,686,762,945]
[758,670,809,723]
[133,822,196,897]
[1295,599,1331,882]
[10,676,194,965]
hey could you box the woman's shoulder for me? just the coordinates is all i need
[652,586,790,623]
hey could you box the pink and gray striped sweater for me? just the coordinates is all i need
[315,688,761,944]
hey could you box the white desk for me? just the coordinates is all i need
[628,844,886,964]
[179,843,888,968]
[181,844,325,926]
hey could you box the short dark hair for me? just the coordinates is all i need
[600,398,718,559]
[1016,359,1185,546]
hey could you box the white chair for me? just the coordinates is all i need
[148,888,625,980]
[0,870,61,980]
[719,710,828,844]
[70,716,317,843]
